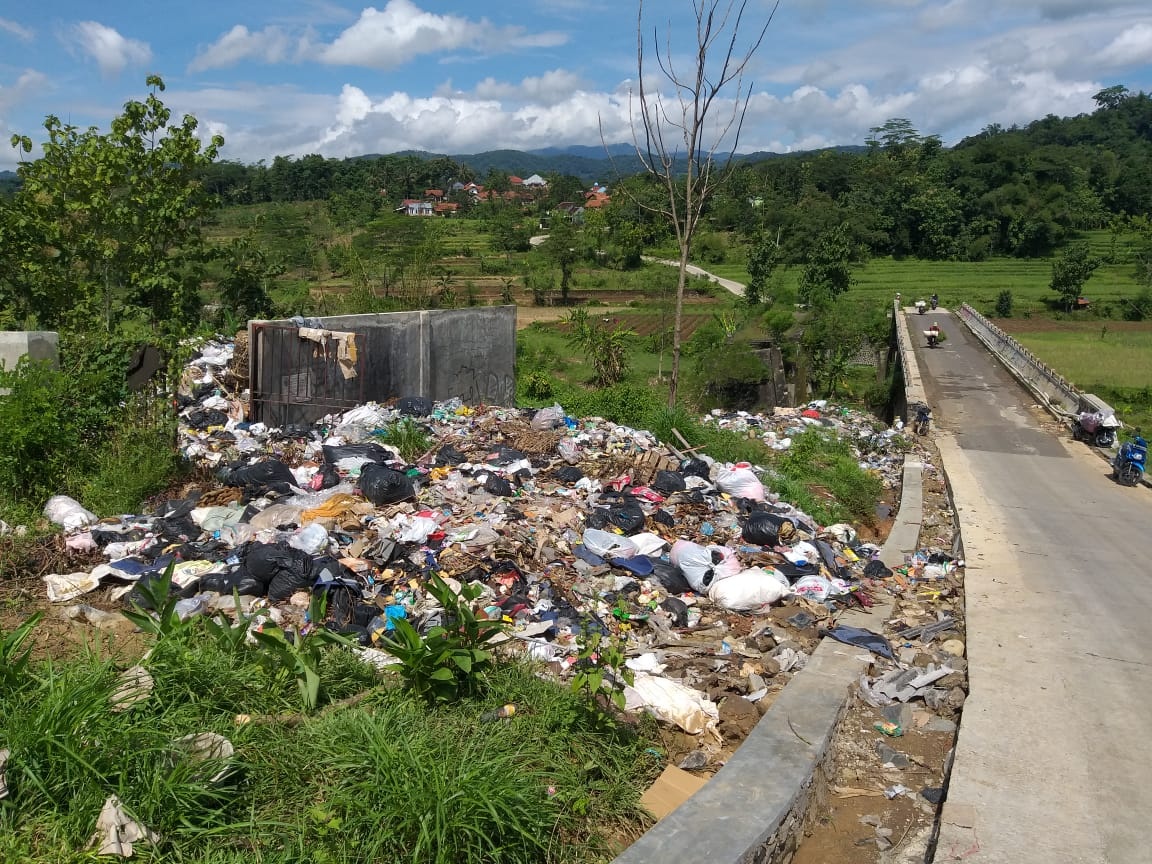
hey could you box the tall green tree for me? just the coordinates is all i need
[1,76,223,333]
[745,230,782,305]
[1049,242,1100,310]
[543,217,579,304]
[798,225,855,305]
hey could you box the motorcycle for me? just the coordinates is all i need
[1072,411,1120,448]
[916,300,927,315]
[925,327,941,348]
[1112,436,1147,486]
[930,296,939,310]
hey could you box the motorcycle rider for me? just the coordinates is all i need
[930,293,939,310]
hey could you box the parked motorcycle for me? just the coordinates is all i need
[1112,436,1147,486]
[1072,411,1120,448]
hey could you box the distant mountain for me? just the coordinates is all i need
[528,143,638,159]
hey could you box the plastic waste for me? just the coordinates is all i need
[222,459,297,493]
[742,511,787,546]
[651,470,686,494]
[624,672,719,736]
[670,540,741,593]
[824,625,895,659]
[531,405,566,430]
[715,463,765,500]
[397,395,433,417]
[581,528,638,559]
[43,495,97,531]
[793,575,833,602]
[358,463,416,505]
[709,567,792,613]
[483,474,514,497]
[289,523,329,554]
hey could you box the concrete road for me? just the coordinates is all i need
[913,311,1152,863]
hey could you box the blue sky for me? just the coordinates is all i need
[2,1,1151,168]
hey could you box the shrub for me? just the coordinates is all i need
[994,289,1013,318]
[1123,288,1152,321]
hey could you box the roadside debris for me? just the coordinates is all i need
[36,337,917,750]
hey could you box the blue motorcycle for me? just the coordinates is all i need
[1112,436,1147,487]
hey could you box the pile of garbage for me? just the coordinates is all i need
[40,337,914,744]
[703,405,908,489]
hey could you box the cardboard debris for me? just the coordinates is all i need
[640,765,710,820]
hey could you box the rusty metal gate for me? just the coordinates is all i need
[250,322,366,427]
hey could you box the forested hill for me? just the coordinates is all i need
[703,88,1152,263]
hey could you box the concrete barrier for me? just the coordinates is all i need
[0,331,59,396]
[612,459,921,864]
[249,307,516,426]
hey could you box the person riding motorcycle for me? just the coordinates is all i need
[930,293,939,310]
[927,322,941,347]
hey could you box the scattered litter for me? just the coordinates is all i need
[88,795,160,857]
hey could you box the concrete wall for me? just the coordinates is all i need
[0,331,59,396]
[957,304,1081,415]
[249,308,515,425]
[892,303,928,424]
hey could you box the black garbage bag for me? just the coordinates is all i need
[398,395,434,417]
[186,408,229,430]
[652,509,675,528]
[222,459,297,494]
[200,569,266,597]
[313,463,341,490]
[152,516,200,544]
[358,463,416,505]
[660,596,690,627]
[584,510,609,530]
[651,470,686,494]
[487,447,526,466]
[91,526,149,546]
[863,559,893,579]
[681,458,710,480]
[279,423,312,439]
[554,466,584,483]
[484,474,514,497]
[742,511,786,546]
[435,444,465,466]
[323,443,395,466]
[608,503,646,534]
[649,560,692,594]
[241,542,315,600]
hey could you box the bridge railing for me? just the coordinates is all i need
[956,303,1082,416]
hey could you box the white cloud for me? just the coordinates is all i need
[1099,22,1152,68]
[66,22,151,78]
[471,70,587,106]
[0,17,33,41]
[0,69,50,168]
[189,25,298,72]
[318,1,566,69]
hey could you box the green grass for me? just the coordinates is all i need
[1006,326,1152,390]
[0,616,658,864]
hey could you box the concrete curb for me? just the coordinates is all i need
[612,310,930,864]
[613,468,918,864]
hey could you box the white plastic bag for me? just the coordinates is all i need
[709,567,791,613]
[581,528,638,559]
[289,523,329,554]
[531,404,566,430]
[624,673,719,736]
[670,540,741,592]
[43,495,97,531]
[793,575,832,602]
[715,463,766,501]
[629,532,669,557]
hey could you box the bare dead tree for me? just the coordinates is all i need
[611,0,779,407]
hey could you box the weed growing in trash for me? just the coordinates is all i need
[121,563,189,640]
[252,592,354,712]
[375,417,431,462]
[381,572,509,704]
[570,630,634,713]
[771,428,886,524]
